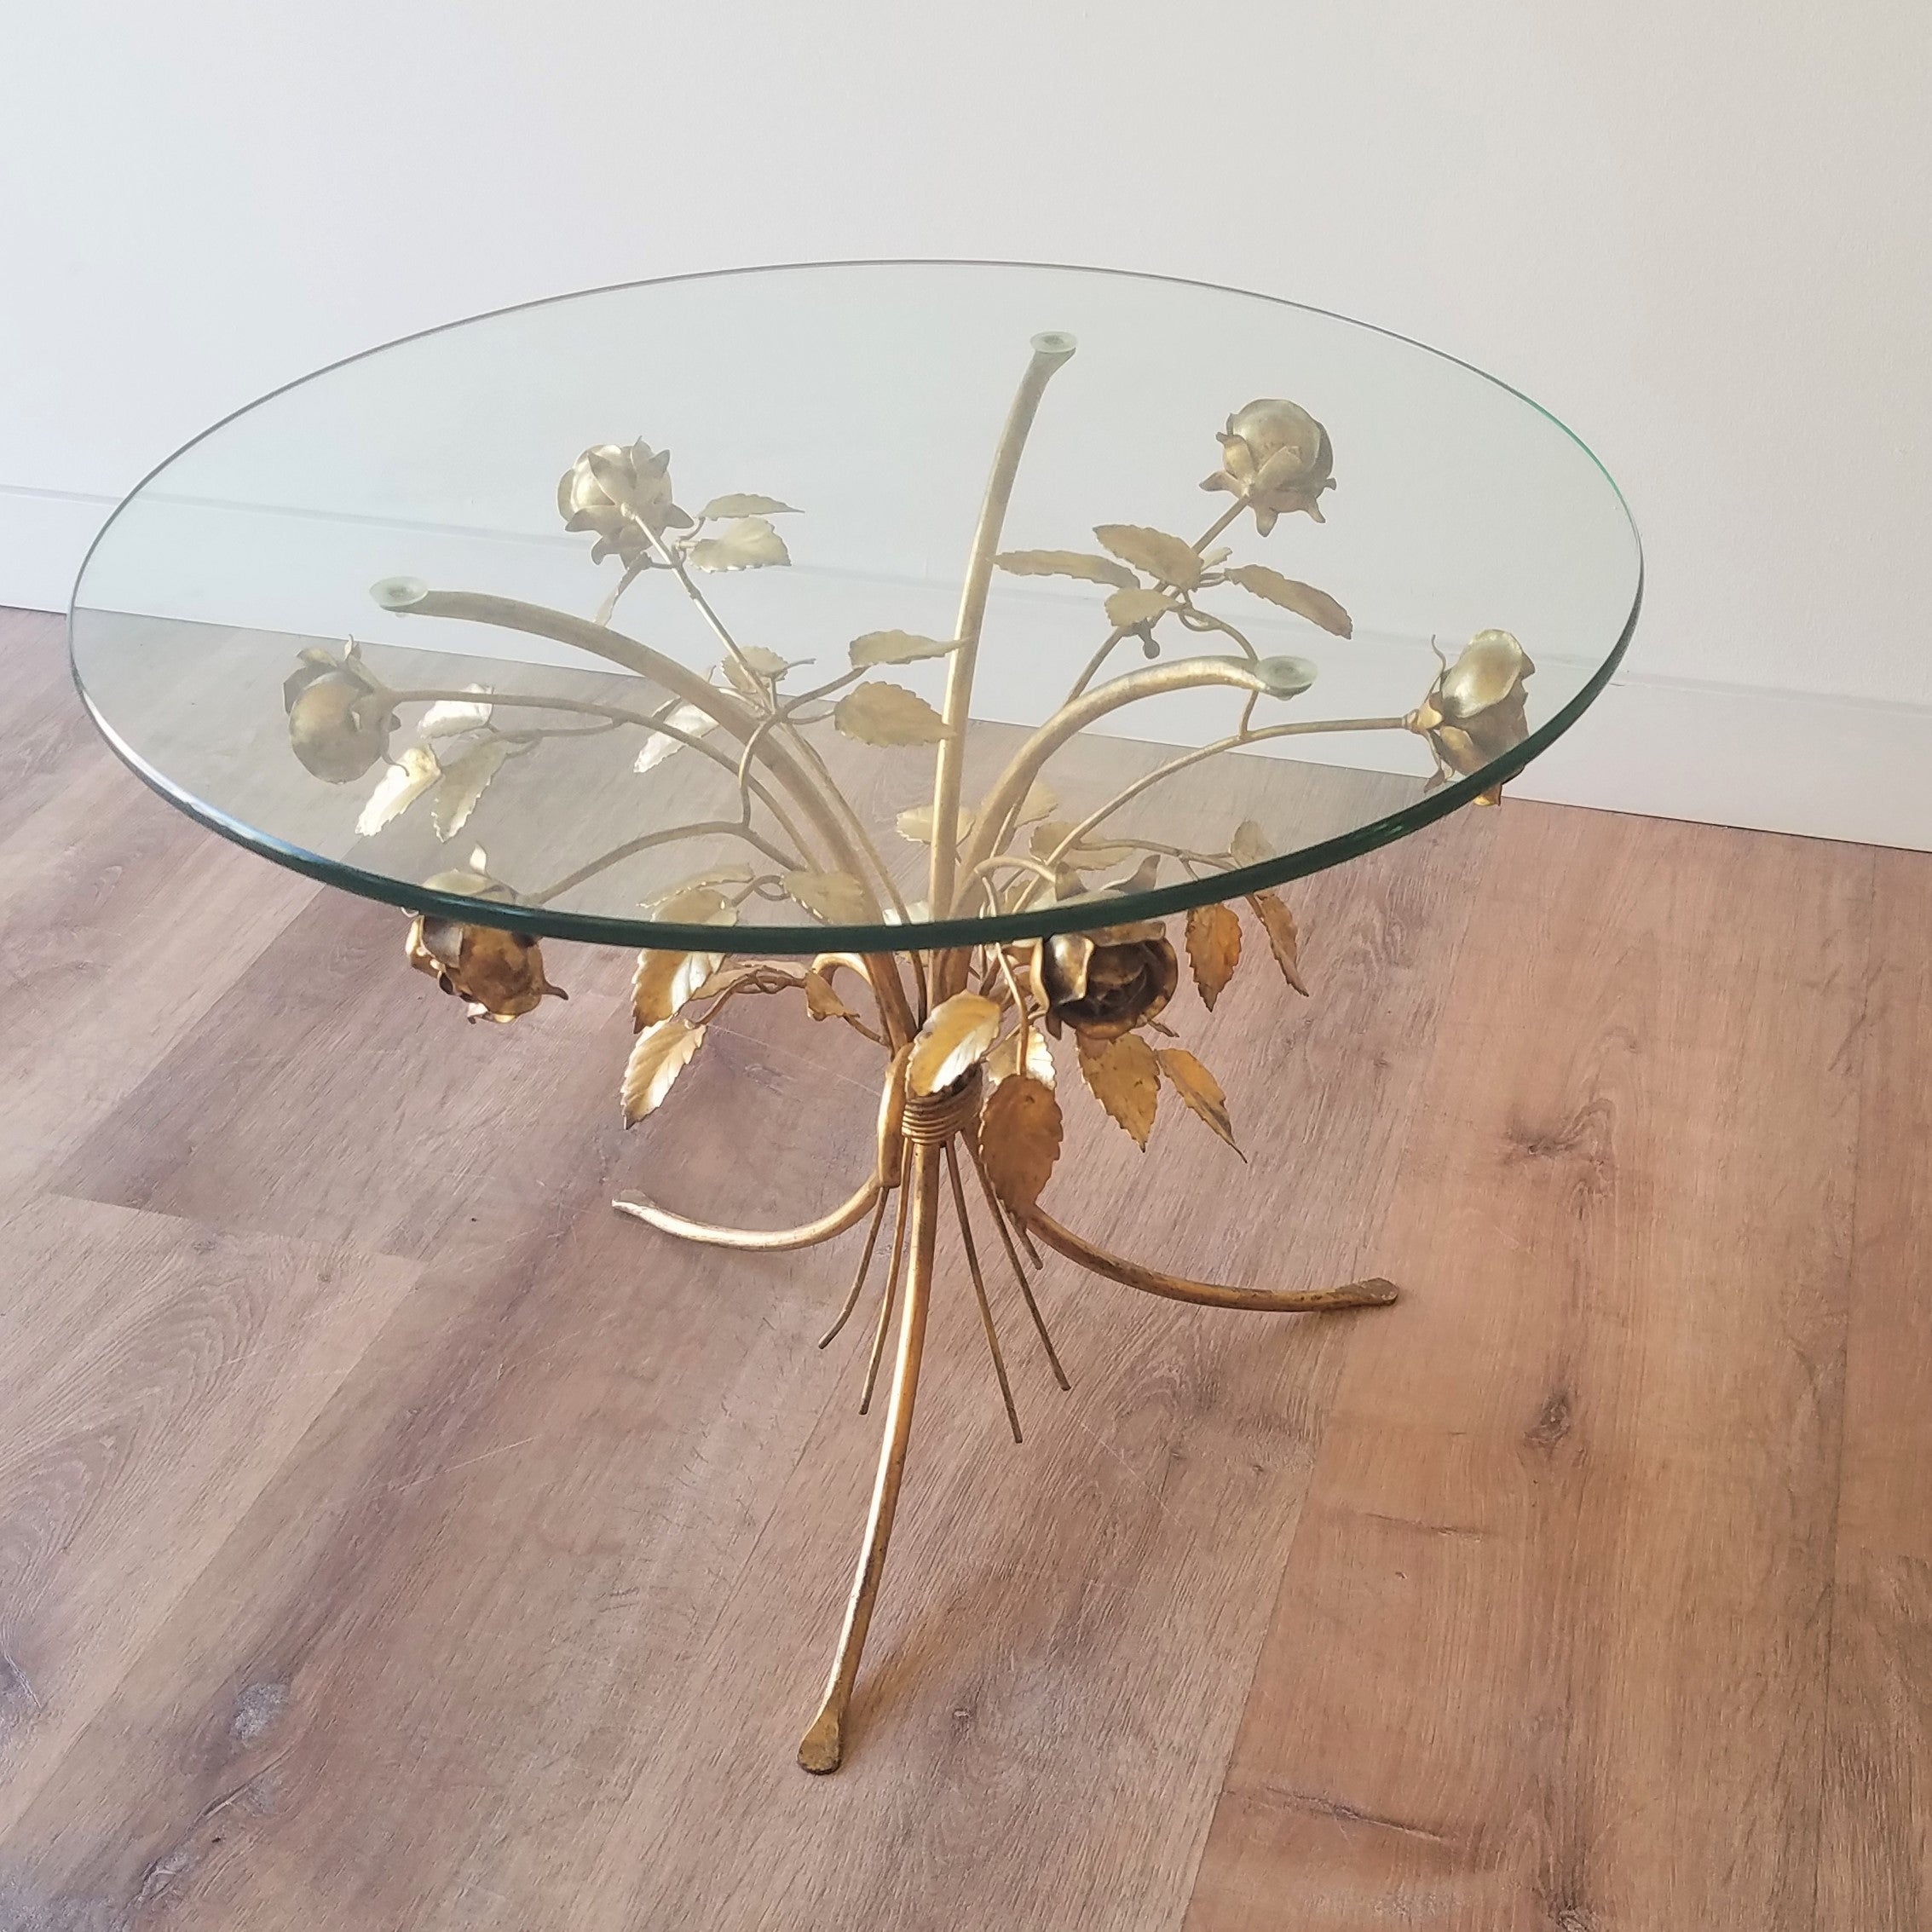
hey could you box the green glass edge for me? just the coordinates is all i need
[69,257,1642,958]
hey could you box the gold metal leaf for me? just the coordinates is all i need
[895,802,976,845]
[420,866,497,897]
[1093,524,1202,591]
[1221,564,1353,638]
[907,992,1003,1097]
[621,1017,706,1126]
[420,845,507,900]
[651,862,755,902]
[636,693,723,775]
[1076,1032,1161,1149]
[1248,890,1308,995]
[722,644,793,693]
[783,868,874,925]
[686,516,790,572]
[650,884,737,926]
[849,631,957,668]
[978,1072,1063,1214]
[833,682,952,747]
[1104,586,1178,630]
[1013,780,1058,826]
[1030,821,1138,870]
[1229,819,1272,868]
[430,739,510,842]
[993,550,1137,590]
[802,970,858,1022]
[1156,1047,1243,1156]
[356,746,441,836]
[1109,853,1162,897]
[1185,903,1243,1010]
[689,961,787,1001]
[418,687,493,735]
[699,493,799,519]
[632,949,725,1029]
[986,1025,1055,1089]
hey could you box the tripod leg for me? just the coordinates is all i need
[797,1139,943,1773]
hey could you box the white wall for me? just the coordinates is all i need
[4,0,1928,845]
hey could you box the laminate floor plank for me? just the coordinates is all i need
[1818,846,1932,1929]
[0,1197,861,1931]
[0,1196,419,1839]
[4,608,1923,1929]
[0,607,101,824]
[1183,808,1873,1931]
[0,615,320,1199]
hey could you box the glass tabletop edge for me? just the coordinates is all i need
[66,254,1645,958]
[70,549,1641,959]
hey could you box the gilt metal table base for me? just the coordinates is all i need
[338,328,1527,1772]
[612,1017,1394,1773]
[69,262,1633,1785]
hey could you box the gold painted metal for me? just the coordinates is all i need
[927,332,1078,952]
[857,1180,913,1419]
[944,1138,1023,1445]
[817,1188,891,1352]
[1023,1205,1398,1312]
[798,1138,943,1774]
[965,1138,1070,1392]
[325,329,1532,1771]
[610,1174,880,1251]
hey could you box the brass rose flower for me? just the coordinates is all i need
[284,645,396,781]
[557,440,695,567]
[1200,399,1335,533]
[406,914,568,1023]
[1407,628,1537,803]
[1023,920,1179,1041]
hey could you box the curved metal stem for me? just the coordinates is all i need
[1015,713,1410,901]
[1064,499,1247,700]
[957,655,1308,908]
[611,1174,880,1251]
[858,1179,913,1414]
[810,952,910,1053]
[528,818,797,905]
[390,588,856,880]
[945,1142,1022,1444]
[928,332,1078,983]
[380,682,818,863]
[966,1139,1070,1389]
[1022,1205,1398,1312]
[817,1187,892,1350]
[799,1139,943,1773]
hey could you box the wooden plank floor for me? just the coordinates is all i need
[0,605,1923,1929]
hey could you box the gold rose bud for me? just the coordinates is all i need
[1024,920,1179,1041]
[557,439,695,567]
[406,914,568,1024]
[1200,399,1335,533]
[1407,628,1537,804]
[284,648,396,782]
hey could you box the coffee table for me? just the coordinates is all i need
[68,260,1641,1772]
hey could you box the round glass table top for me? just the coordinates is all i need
[71,260,1641,954]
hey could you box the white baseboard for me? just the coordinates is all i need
[6,482,1926,854]
[1508,674,1932,853]
[0,484,114,614]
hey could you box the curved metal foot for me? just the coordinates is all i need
[798,1140,943,1772]
[1023,1206,1398,1312]
[612,1174,881,1252]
